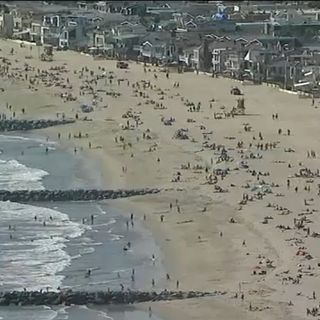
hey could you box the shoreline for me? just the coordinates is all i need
[0,130,167,320]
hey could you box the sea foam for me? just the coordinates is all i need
[0,159,49,190]
[0,201,85,291]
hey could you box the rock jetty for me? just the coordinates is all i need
[0,119,75,131]
[0,188,160,202]
[0,290,225,306]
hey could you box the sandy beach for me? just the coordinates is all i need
[1,38,320,319]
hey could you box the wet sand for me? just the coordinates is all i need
[1,39,320,319]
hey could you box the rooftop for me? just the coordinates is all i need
[112,34,141,40]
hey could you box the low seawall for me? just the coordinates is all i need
[0,188,160,202]
[0,290,225,306]
[0,119,75,131]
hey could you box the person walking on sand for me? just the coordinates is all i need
[176,280,180,289]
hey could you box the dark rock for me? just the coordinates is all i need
[0,290,218,306]
[0,119,75,132]
[0,188,161,202]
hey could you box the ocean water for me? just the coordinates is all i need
[0,201,85,291]
[0,305,164,320]
[0,133,165,320]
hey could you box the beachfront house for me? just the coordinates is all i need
[139,32,176,63]
[175,32,203,67]
[264,58,294,86]
[0,4,12,36]
[210,37,245,74]
[36,14,89,49]
[93,29,109,47]
[110,33,141,60]
[140,40,176,63]
[220,36,303,80]
[178,47,195,67]
[30,21,42,43]
[0,13,14,38]
[224,48,247,79]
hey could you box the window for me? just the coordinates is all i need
[97,37,103,46]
